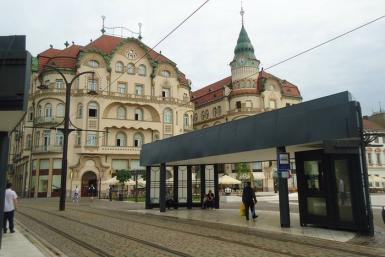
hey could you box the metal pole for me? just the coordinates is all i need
[0,132,10,248]
[135,170,138,203]
[357,103,374,236]
[187,165,192,209]
[145,166,151,209]
[159,163,166,212]
[200,165,206,208]
[277,146,290,227]
[59,81,72,211]
[214,164,219,209]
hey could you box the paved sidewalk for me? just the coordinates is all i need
[128,208,356,242]
[0,228,46,257]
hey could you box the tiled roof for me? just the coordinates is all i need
[38,44,81,71]
[37,35,176,71]
[192,71,301,106]
[191,76,231,107]
[363,118,385,131]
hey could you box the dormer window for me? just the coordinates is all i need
[161,70,171,78]
[88,60,99,68]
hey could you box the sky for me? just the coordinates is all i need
[1,0,384,115]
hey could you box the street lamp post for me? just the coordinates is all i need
[38,58,94,211]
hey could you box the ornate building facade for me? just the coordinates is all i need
[9,34,194,197]
[191,19,302,191]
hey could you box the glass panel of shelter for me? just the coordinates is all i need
[150,167,160,204]
[192,166,201,203]
[178,166,188,203]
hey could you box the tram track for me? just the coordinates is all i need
[20,205,385,257]
[68,206,385,257]
[17,211,115,257]
[21,206,297,257]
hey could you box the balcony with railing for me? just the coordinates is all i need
[99,146,141,155]
[34,116,63,125]
[71,89,194,108]
[227,107,262,115]
[33,145,63,154]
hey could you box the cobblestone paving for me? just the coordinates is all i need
[16,199,385,257]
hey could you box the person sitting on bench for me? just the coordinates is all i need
[203,190,215,209]
[166,190,174,209]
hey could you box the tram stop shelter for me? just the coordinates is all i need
[140,91,373,235]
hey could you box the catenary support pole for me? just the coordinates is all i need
[277,146,290,227]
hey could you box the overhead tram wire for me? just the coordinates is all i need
[245,14,385,80]
[91,0,210,99]
[67,0,211,122]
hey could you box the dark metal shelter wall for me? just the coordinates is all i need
[140,91,372,235]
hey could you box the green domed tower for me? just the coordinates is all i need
[230,6,260,82]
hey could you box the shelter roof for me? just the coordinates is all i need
[141,91,359,166]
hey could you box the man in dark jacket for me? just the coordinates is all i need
[242,182,257,220]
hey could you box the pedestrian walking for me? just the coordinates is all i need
[73,185,80,203]
[3,182,17,233]
[242,182,257,221]
[88,184,96,202]
[108,185,113,201]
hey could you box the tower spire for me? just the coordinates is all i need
[240,0,245,26]
[101,15,106,34]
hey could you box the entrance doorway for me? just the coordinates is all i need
[81,171,97,197]
[295,150,357,231]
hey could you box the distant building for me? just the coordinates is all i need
[9,34,194,197]
[191,11,302,191]
[364,113,385,192]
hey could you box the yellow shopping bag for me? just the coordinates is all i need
[240,203,246,217]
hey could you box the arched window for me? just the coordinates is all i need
[183,113,189,128]
[194,113,198,122]
[205,110,209,119]
[134,108,143,121]
[115,61,124,73]
[44,103,52,117]
[217,106,221,116]
[56,103,65,117]
[55,130,64,146]
[88,60,99,68]
[117,106,126,120]
[28,107,34,121]
[138,64,146,76]
[116,132,126,147]
[77,104,83,118]
[161,70,171,78]
[201,111,205,120]
[163,108,172,124]
[127,63,135,74]
[88,102,98,118]
[133,133,144,147]
[213,107,217,117]
[37,105,42,117]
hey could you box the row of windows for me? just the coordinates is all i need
[29,103,65,120]
[367,152,385,166]
[88,59,171,78]
[194,106,222,122]
[29,130,64,149]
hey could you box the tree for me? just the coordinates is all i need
[235,163,249,181]
[116,169,131,200]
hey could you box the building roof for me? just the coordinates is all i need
[36,35,177,72]
[191,71,301,107]
[363,117,385,131]
[234,25,256,59]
